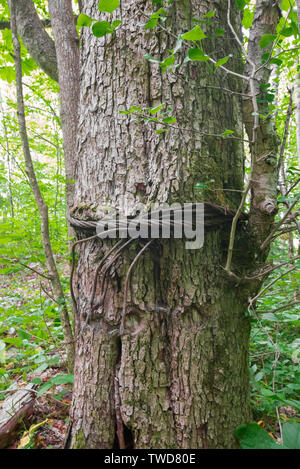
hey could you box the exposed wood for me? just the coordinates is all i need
[0,385,35,449]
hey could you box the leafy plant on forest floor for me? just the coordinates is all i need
[236,421,300,449]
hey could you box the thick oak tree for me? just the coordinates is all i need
[9,0,282,449]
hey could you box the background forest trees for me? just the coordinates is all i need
[0,0,299,450]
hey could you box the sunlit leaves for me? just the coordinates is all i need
[259,34,277,48]
[242,8,254,29]
[119,103,176,135]
[203,11,215,19]
[92,20,114,37]
[214,55,232,67]
[281,0,294,11]
[0,65,15,83]
[149,103,165,115]
[182,25,206,41]
[234,0,250,11]
[77,13,93,27]
[144,8,166,30]
[187,48,209,61]
[98,0,120,13]
[221,129,235,137]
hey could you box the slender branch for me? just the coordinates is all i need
[249,266,296,306]
[9,0,74,370]
[260,199,299,250]
[257,300,300,314]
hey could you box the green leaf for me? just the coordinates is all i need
[112,19,122,28]
[31,378,42,385]
[235,0,247,11]
[145,17,158,29]
[188,48,210,61]
[221,129,234,136]
[17,329,31,340]
[182,25,206,41]
[261,52,270,63]
[92,21,114,37]
[0,66,15,83]
[77,13,93,27]
[203,11,215,18]
[159,54,175,72]
[270,58,282,66]
[214,55,231,67]
[254,370,264,382]
[162,116,176,124]
[149,104,165,115]
[235,423,283,449]
[242,8,254,29]
[215,28,225,36]
[282,422,300,449]
[37,381,53,398]
[281,27,294,37]
[98,0,120,13]
[259,34,277,49]
[50,374,74,385]
[266,93,275,102]
[145,8,166,30]
[281,0,291,11]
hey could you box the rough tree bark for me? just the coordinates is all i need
[65,0,279,449]
[48,0,80,209]
[13,0,58,82]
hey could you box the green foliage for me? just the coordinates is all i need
[77,13,93,27]
[236,423,283,449]
[236,421,300,449]
[182,25,206,41]
[188,48,209,61]
[259,34,277,49]
[92,20,114,37]
[37,373,74,397]
[214,55,232,67]
[98,0,120,14]
[234,0,250,10]
[144,8,166,30]
[119,103,176,134]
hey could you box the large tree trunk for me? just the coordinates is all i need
[67,0,263,449]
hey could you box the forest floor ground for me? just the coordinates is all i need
[0,266,299,449]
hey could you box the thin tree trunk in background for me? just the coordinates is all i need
[0,88,14,218]
[295,1,300,168]
[295,67,300,168]
[48,0,80,321]
[9,0,74,372]
[48,0,80,209]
